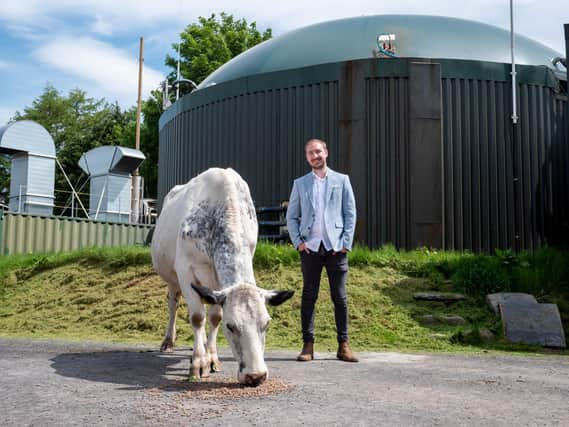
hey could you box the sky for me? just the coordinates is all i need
[0,0,567,125]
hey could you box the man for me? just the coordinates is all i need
[286,138,358,363]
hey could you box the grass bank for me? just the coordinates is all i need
[0,244,567,355]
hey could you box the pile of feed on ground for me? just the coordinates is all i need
[150,376,292,400]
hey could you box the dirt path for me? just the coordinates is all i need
[1,338,568,426]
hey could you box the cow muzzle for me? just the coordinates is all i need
[243,372,267,387]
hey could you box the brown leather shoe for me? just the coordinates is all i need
[337,341,358,362]
[296,341,314,362]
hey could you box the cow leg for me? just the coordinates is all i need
[187,300,210,379]
[207,304,223,372]
[176,260,217,379]
[160,286,180,352]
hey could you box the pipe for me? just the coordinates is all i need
[171,78,198,91]
[510,0,518,124]
[565,24,569,81]
[176,36,181,101]
[563,24,569,154]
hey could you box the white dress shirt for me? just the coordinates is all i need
[305,170,332,252]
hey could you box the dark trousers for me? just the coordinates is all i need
[300,243,349,343]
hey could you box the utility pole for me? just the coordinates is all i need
[131,36,143,223]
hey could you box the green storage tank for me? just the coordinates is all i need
[159,15,568,251]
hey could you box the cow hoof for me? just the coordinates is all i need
[190,367,201,379]
[211,361,222,372]
[160,338,175,353]
[200,366,211,378]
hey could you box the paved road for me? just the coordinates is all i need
[1,338,568,426]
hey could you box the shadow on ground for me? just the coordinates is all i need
[50,348,299,391]
[50,349,193,390]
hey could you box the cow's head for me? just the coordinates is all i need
[191,283,294,386]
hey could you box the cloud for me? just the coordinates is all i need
[33,37,164,106]
[0,0,565,124]
[1,0,566,51]
[0,0,189,33]
[0,1,67,28]
[3,22,57,42]
[91,15,115,36]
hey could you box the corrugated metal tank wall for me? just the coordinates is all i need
[366,77,410,249]
[515,85,569,250]
[159,59,568,251]
[442,79,515,252]
[159,83,339,207]
[442,79,568,252]
[364,75,568,251]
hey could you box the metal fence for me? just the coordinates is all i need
[256,205,289,242]
[0,211,154,256]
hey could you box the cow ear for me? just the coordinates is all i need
[264,289,295,306]
[191,283,226,306]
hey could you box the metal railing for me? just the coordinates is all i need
[256,204,289,243]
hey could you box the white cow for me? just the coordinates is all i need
[151,168,294,386]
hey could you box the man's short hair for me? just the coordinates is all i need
[305,139,327,150]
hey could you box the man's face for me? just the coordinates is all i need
[305,141,328,170]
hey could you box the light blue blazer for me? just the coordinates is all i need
[286,168,356,252]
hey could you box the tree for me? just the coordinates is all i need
[3,13,273,208]
[12,85,136,214]
[139,90,162,199]
[165,12,272,93]
[137,13,273,198]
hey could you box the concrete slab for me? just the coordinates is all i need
[500,303,566,348]
[486,292,538,315]
[413,292,466,304]
[418,314,466,326]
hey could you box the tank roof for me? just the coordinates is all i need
[198,14,564,89]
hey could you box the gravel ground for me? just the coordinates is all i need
[1,337,568,426]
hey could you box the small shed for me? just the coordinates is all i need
[0,120,56,215]
[78,146,145,223]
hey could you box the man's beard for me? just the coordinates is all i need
[311,160,325,169]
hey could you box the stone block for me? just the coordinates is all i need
[500,303,566,348]
[479,328,495,341]
[486,293,538,315]
[418,314,466,326]
[419,315,438,325]
[440,315,466,325]
[413,292,466,304]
